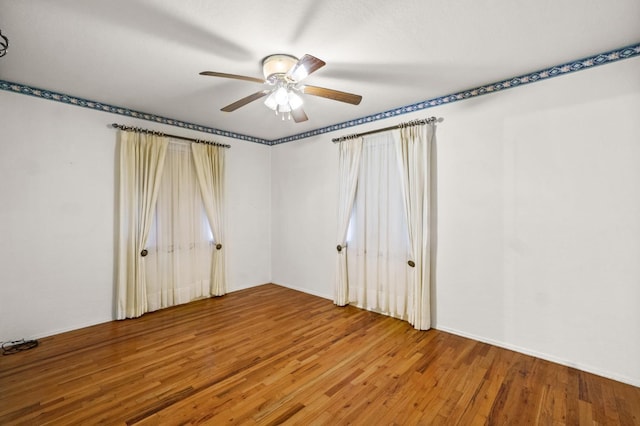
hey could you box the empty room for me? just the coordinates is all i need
[1,1,639,424]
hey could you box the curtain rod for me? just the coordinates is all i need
[110,123,231,148]
[331,116,443,143]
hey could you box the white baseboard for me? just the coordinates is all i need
[27,318,113,341]
[435,325,640,388]
[271,282,332,301]
[15,285,638,388]
[228,282,264,293]
[266,283,640,387]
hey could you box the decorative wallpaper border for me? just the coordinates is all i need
[2,42,639,146]
[270,42,640,145]
[0,80,269,145]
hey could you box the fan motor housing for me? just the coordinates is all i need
[262,54,298,80]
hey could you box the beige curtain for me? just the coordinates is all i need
[395,123,437,330]
[347,133,410,319]
[145,141,214,311]
[116,131,168,319]
[191,143,226,296]
[334,137,363,306]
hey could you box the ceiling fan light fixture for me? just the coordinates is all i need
[262,54,298,80]
[277,103,292,113]
[264,92,278,110]
[274,86,290,106]
[202,53,359,123]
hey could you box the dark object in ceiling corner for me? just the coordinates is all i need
[0,29,8,57]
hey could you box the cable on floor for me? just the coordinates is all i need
[2,339,39,355]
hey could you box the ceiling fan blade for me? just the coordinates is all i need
[200,71,265,84]
[301,85,362,105]
[291,107,309,123]
[221,90,271,112]
[287,54,326,81]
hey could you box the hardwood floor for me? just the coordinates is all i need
[1,284,638,425]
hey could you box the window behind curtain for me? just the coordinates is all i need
[145,141,214,312]
[346,133,410,319]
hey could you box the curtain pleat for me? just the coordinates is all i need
[116,131,168,319]
[395,123,437,330]
[191,143,227,296]
[334,137,363,306]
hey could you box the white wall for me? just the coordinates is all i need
[2,56,638,387]
[271,57,640,386]
[271,136,338,298]
[0,90,271,341]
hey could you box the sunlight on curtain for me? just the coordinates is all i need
[116,131,168,319]
[346,133,410,319]
[144,141,214,312]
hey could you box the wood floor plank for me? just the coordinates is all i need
[1,284,638,425]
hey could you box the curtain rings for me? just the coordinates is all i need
[398,117,436,130]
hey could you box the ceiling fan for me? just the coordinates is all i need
[200,54,362,123]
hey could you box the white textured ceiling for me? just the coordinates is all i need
[1,0,639,142]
